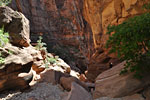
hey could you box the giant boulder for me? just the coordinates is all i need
[94,61,150,98]
[66,82,93,100]
[0,6,30,47]
[0,44,33,92]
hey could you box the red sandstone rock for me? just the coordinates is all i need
[79,74,87,82]
[0,44,33,92]
[66,82,93,100]
[60,76,89,91]
[143,87,150,100]
[94,61,150,99]
[10,0,94,72]
[10,0,150,79]
[83,0,149,49]
[87,52,120,82]
[60,76,78,91]
[0,6,30,47]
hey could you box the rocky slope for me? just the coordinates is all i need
[0,6,93,100]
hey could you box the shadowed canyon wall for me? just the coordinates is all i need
[10,0,95,72]
[10,0,149,80]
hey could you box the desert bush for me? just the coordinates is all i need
[0,27,9,64]
[36,36,58,68]
[0,0,11,6]
[0,53,5,65]
[0,27,9,47]
[106,12,150,78]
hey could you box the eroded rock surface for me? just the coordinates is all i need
[60,76,89,92]
[2,1,150,100]
[83,0,148,48]
[87,51,120,82]
[66,82,93,100]
[0,6,30,47]
[10,0,94,72]
[0,44,33,92]
[84,0,149,81]
[94,61,150,99]
[8,82,64,100]
[9,0,150,81]
[95,94,145,100]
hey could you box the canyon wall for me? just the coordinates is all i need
[10,0,95,72]
[83,0,149,81]
[10,0,149,80]
[83,0,148,49]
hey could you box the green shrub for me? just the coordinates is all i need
[0,0,11,6]
[35,36,58,68]
[35,36,47,51]
[106,12,150,78]
[0,27,10,65]
[0,27,9,47]
[0,53,5,65]
[47,57,57,64]
[47,44,77,63]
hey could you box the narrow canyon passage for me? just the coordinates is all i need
[0,0,150,100]
[10,0,148,82]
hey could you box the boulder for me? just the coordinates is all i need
[143,87,150,100]
[87,52,120,82]
[121,94,145,100]
[60,76,78,91]
[0,6,30,47]
[66,82,93,100]
[39,69,70,84]
[95,94,145,100]
[79,74,87,82]
[60,76,89,91]
[22,46,45,74]
[0,44,33,92]
[44,57,80,79]
[94,61,150,98]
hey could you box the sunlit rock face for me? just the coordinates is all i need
[83,0,148,49]
[10,0,95,72]
[83,0,149,81]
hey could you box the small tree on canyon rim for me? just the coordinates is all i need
[106,4,150,78]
